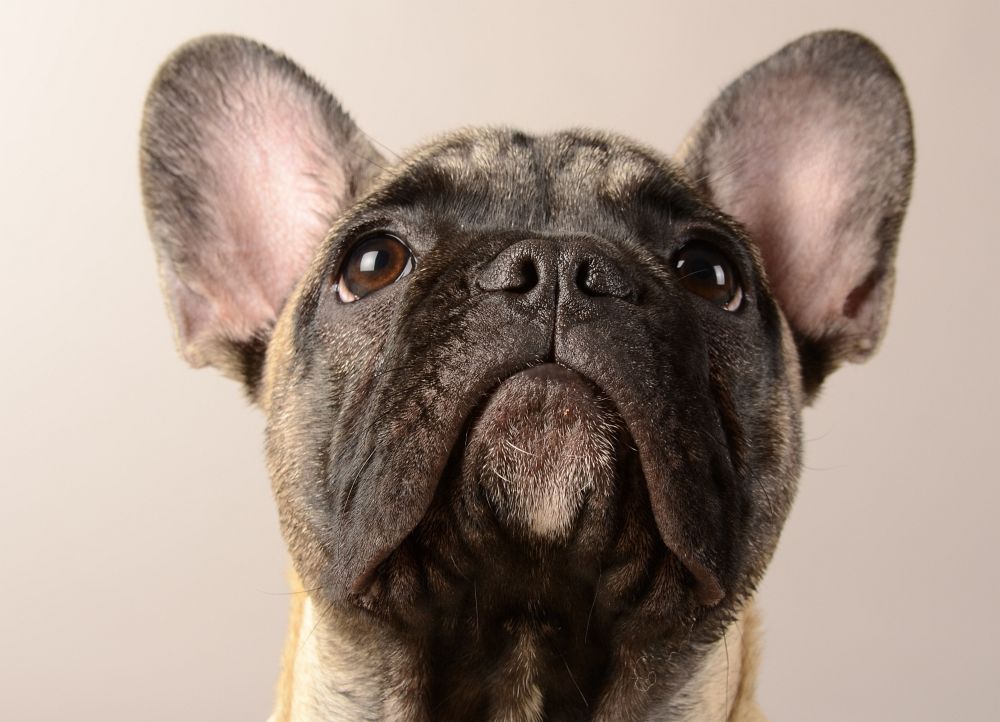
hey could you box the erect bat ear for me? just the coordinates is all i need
[678,30,914,398]
[140,35,384,392]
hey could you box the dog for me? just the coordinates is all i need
[140,30,913,721]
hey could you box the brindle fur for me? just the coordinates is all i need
[140,31,913,721]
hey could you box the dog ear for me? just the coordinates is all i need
[140,35,384,391]
[679,31,914,397]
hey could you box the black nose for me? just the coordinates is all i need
[476,238,637,301]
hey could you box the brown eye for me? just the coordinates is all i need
[335,234,414,303]
[673,241,743,311]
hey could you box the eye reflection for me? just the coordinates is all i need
[335,234,414,303]
[673,242,743,311]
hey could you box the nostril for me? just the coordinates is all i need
[577,258,611,298]
[477,248,543,294]
[573,255,636,300]
[514,257,539,293]
[575,260,597,297]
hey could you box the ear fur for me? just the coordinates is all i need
[679,30,914,395]
[140,35,385,392]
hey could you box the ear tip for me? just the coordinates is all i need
[678,28,913,171]
[142,33,351,148]
[797,28,884,51]
[158,33,269,69]
[144,35,285,109]
[785,29,908,89]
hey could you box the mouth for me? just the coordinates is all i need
[459,363,622,544]
[343,360,726,608]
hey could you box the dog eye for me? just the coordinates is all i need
[335,234,414,303]
[673,241,743,311]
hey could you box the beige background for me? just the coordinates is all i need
[1,0,996,719]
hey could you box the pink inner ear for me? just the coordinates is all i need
[176,75,347,361]
[705,77,885,344]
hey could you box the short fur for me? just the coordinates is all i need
[140,31,913,721]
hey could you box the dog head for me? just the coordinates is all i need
[141,30,912,714]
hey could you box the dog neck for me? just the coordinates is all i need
[268,574,767,722]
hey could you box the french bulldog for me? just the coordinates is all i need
[140,29,913,721]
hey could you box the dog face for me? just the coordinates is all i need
[141,31,912,715]
[259,126,800,657]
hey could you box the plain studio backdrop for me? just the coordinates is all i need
[1,1,996,720]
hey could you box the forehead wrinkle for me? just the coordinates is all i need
[340,129,707,251]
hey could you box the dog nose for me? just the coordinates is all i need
[476,238,637,300]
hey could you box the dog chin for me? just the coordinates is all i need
[460,363,621,544]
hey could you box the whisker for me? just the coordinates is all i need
[803,463,847,472]
[559,651,589,708]
[473,581,479,639]
[300,592,337,649]
[504,439,536,457]
[584,570,601,644]
[255,584,325,596]
[345,446,378,503]
[722,629,731,722]
[342,141,392,174]
[361,129,404,162]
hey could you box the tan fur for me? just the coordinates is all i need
[270,570,306,722]
[270,576,428,722]
[728,607,767,722]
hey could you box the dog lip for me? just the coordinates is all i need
[517,362,590,383]
[472,361,725,607]
[505,362,602,394]
[468,362,608,422]
[347,361,605,599]
[343,358,549,599]
[465,361,726,607]
[541,362,726,608]
[346,359,725,610]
